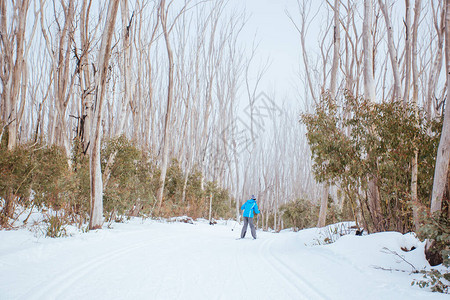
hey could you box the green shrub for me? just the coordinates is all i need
[0,132,236,228]
[280,198,318,231]
[205,181,232,220]
[67,139,90,224]
[165,159,184,201]
[0,142,34,227]
[31,145,68,210]
[45,214,67,238]
[102,136,157,221]
[301,92,440,233]
[413,269,449,294]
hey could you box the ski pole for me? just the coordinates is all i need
[232,217,240,231]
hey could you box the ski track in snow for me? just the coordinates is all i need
[23,236,161,299]
[259,238,327,300]
[261,238,328,300]
[1,220,448,300]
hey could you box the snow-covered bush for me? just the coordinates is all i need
[314,222,358,245]
[413,211,450,293]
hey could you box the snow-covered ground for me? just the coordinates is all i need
[0,218,447,300]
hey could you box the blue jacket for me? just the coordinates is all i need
[241,199,260,218]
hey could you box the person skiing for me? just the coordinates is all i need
[240,195,260,239]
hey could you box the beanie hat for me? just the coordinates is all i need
[251,195,255,199]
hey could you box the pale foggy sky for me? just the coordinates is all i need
[223,0,314,159]
[229,0,306,109]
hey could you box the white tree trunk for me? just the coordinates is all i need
[410,0,422,231]
[89,0,120,230]
[317,183,329,228]
[426,3,445,120]
[103,0,132,190]
[157,0,175,211]
[430,0,450,215]
[379,0,402,100]
[363,0,383,231]
[317,0,340,228]
[3,0,30,150]
[329,0,340,99]
[403,0,412,105]
[363,0,376,102]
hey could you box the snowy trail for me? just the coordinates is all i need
[0,220,447,300]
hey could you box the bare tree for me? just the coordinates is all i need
[287,0,319,105]
[378,0,401,100]
[403,0,412,105]
[426,1,445,120]
[51,1,76,161]
[89,0,120,229]
[102,0,134,190]
[410,0,422,231]
[0,0,30,150]
[75,0,101,155]
[318,0,340,228]
[363,0,383,231]
[429,0,450,217]
[157,0,176,211]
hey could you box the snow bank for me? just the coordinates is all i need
[0,219,447,299]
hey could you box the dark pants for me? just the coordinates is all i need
[241,217,257,239]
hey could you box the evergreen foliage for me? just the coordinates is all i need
[0,133,234,229]
[102,136,157,221]
[280,198,319,231]
[0,141,34,227]
[301,92,441,233]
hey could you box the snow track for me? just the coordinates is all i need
[0,220,447,300]
[23,236,163,300]
[260,238,328,300]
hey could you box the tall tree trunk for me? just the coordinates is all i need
[79,0,94,154]
[318,0,340,227]
[157,0,175,212]
[317,184,329,227]
[363,0,376,102]
[118,0,132,135]
[425,0,450,262]
[403,0,412,106]
[329,0,340,99]
[3,0,30,150]
[55,1,75,162]
[363,0,383,231]
[410,0,422,232]
[378,0,402,100]
[103,0,132,190]
[89,0,120,230]
[430,0,450,216]
[426,2,445,121]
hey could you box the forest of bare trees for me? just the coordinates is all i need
[0,0,449,262]
[0,0,318,232]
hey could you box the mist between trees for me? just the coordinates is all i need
[0,0,319,232]
[0,0,449,267]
